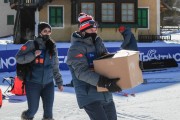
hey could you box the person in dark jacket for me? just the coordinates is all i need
[119,26,138,51]
[16,22,63,120]
[119,26,144,69]
[66,13,121,120]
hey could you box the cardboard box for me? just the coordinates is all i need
[93,50,143,92]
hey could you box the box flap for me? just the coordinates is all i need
[95,53,115,60]
[113,50,139,58]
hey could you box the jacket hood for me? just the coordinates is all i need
[71,32,94,45]
[122,28,131,34]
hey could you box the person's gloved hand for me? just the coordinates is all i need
[139,61,144,70]
[97,75,122,92]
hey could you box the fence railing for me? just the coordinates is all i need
[160,26,180,33]
[138,35,171,42]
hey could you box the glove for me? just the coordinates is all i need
[98,75,122,92]
[139,61,144,70]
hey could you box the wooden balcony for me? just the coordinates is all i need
[9,0,53,9]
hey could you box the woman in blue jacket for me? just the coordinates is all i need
[16,22,63,120]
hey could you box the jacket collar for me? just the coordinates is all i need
[71,32,94,45]
[35,37,46,49]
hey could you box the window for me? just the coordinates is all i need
[121,3,134,22]
[81,3,95,17]
[4,0,8,3]
[72,0,138,27]
[101,3,115,22]
[7,15,14,25]
[138,8,148,28]
[49,6,63,27]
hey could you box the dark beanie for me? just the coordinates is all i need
[38,22,51,34]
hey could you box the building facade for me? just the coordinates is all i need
[138,0,160,35]
[9,0,160,42]
[0,0,16,37]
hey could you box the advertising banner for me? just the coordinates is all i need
[0,50,17,72]
[0,47,180,72]
[107,47,180,63]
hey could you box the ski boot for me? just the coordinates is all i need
[21,110,33,120]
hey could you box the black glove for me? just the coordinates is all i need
[139,61,144,70]
[98,76,122,92]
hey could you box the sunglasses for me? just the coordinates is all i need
[88,20,98,28]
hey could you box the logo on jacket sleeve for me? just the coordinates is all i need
[20,45,27,51]
[86,52,97,68]
[75,54,83,58]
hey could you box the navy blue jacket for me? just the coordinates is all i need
[15,37,63,86]
[121,28,138,51]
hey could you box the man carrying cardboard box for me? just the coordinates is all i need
[66,13,121,120]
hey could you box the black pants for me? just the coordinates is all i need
[84,100,117,120]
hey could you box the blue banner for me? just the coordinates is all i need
[0,46,180,72]
[57,48,69,70]
[139,47,180,62]
[106,47,180,62]
[0,50,18,72]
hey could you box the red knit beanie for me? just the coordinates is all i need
[119,26,126,33]
[78,13,97,32]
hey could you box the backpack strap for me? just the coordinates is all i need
[21,81,25,95]
[27,41,39,81]
[33,40,39,50]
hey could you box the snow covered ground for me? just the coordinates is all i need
[0,32,180,120]
[0,69,180,120]
[0,36,13,45]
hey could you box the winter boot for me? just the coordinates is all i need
[42,118,55,120]
[21,110,33,120]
